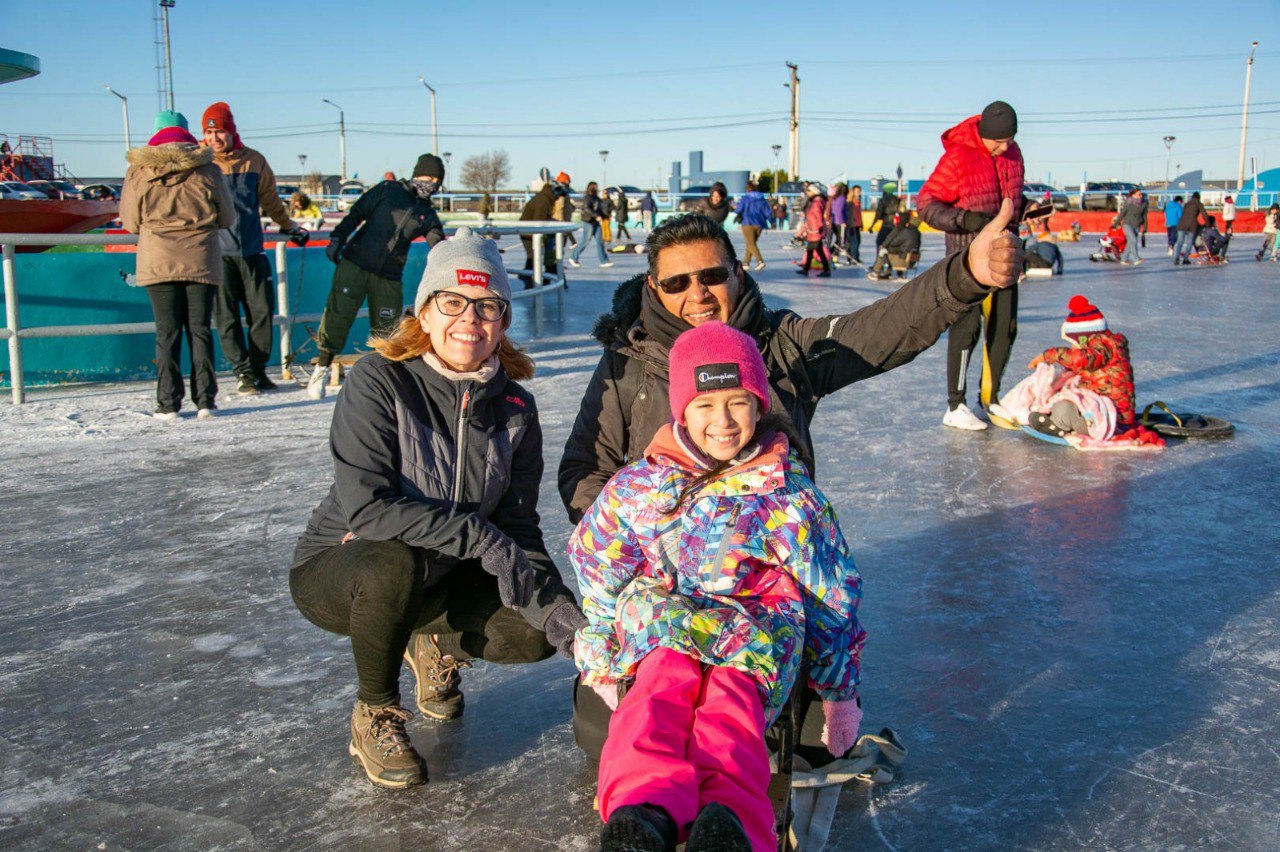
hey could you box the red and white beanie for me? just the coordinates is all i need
[668,322,771,425]
[1062,294,1107,341]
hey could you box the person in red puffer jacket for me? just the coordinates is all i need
[1028,295,1138,429]
[918,101,1025,432]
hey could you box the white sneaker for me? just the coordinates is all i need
[755,261,767,270]
[565,257,581,268]
[943,403,989,431]
[197,407,217,420]
[306,364,328,400]
[600,261,614,268]
[153,410,179,423]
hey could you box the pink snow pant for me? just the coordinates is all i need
[598,647,776,851]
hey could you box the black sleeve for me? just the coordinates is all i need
[330,183,381,245]
[330,362,492,558]
[558,352,632,525]
[783,251,991,397]
[419,208,446,247]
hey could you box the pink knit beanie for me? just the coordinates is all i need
[668,322,771,425]
[148,126,198,146]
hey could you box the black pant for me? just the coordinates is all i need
[801,240,830,273]
[616,222,631,240]
[216,254,275,378]
[146,282,217,413]
[290,539,553,706]
[521,236,559,279]
[947,284,1018,410]
[849,226,863,263]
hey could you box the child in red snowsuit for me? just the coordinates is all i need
[795,183,831,277]
[1028,295,1137,431]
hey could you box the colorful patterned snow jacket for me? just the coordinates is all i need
[569,425,865,724]
[917,114,1025,255]
[1039,330,1137,427]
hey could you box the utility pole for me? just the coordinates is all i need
[104,86,131,154]
[785,63,800,179]
[418,76,438,155]
[1237,41,1259,194]
[160,1,175,111]
[322,99,346,181]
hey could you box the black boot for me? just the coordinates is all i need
[686,803,751,852]
[1028,411,1069,438]
[599,803,677,852]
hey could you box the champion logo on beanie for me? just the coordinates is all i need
[1062,294,1107,340]
[455,269,490,288]
[668,322,771,424]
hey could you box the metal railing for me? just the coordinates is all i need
[0,221,578,404]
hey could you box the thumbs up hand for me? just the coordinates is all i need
[966,198,1022,289]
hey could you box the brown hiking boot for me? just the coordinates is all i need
[404,633,470,720]
[348,701,426,789]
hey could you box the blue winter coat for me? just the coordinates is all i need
[734,191,772,228]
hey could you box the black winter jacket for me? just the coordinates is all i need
[330,180,445,280]
[520,184,556,222]
[695,196,731,226]
[580,194,603,224]
[294,353,577,630]
[558,253,992,521]
[871,192,899,230]
[1177,197,1207,232]
[883,221,922,255]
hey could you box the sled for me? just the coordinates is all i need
[1139,402,1234,439]
[1020,424,1071,446]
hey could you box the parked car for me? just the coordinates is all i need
[336,181,366,211]
[1022,182,1069,212]
[1080,181,1141,211]
[26,179,82,200]
[80,183,119,200]
[604,184,645,212]
[0,181,47,200]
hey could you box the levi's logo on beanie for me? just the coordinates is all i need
[455,269,490,288]
[695,363,741,392]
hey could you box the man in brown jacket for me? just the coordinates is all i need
[201,101,307,395]
[121,116,236,419]
[559,201,1022,768]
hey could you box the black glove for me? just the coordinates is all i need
[476,529,535,611]
[325,237,343,263]
[960,210,995,233]
[286,226,309,247]
[543,602,588,659]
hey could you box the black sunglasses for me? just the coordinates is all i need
[430,292,509,322]
[654,264,735,295]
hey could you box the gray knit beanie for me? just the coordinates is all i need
[413,226,512,315]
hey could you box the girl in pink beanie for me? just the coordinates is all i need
[569,321,867,851]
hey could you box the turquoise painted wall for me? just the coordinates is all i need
[0,243,430,387]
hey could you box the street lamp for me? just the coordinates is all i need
[1237,40,1259,193]
[1163,136,1176,189]
[298,154,307,185]
[599,150,609,188]
[103,85,131,154]
[771,144,781,193]
[417,76,438,155]
[321,99,346,181]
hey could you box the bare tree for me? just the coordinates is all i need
[301,170,326,197]
[460,150,511,193]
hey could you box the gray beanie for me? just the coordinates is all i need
[413,226,512,315]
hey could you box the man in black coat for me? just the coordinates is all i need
[519,174,568,283]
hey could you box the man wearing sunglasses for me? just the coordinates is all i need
[308,154,447,399]
[559,202,1021,766]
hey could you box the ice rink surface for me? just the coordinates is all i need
[2,232,1278,851]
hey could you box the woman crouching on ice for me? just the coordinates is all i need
[569,322,866,851]
[290,228,585,789]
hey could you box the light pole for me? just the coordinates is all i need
[771,144,781,192]
[159,0,176,111]
[298,154,307,185]
[104,85,131,154]
[1237,40,1259,193]
[1163,135,1176,189]
[599,150,609,188]
[417,76,438,155]
[321,99,346,181]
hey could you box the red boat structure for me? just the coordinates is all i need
[1,134,120,251]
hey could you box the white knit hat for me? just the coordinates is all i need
[413,226,511,315]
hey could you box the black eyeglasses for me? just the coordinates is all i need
[655,265,735,295]
[431,292,509,322]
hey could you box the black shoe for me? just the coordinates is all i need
[254,374,278,391]
[1028,412,1069,438]
[817,270,832,277]
[235,374,260,396]
[600,804,677,852]
[686,803,750,852]
[794,268,809,276]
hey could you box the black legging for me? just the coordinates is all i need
[946,284,1019,410]
[290,539,553,706]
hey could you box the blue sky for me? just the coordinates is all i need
[3,0,1278,188]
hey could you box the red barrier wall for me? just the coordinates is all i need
[1047,210,1266,234]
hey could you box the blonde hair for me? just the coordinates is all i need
[369,313,535,381]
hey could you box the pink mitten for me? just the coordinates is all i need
[821,698,863,758]
[592,681,620,712]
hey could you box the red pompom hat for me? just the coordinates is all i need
[1062,294,1107,341]
[667,322,771,425]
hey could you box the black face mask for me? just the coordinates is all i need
[552,183,569,197]
[411,178,440,200]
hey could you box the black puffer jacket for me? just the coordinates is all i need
[558,253,992,521]
[330,180,446,280]
[695,196,731,226]
[294,353,577,630]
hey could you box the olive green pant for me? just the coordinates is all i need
[316,259,403,366]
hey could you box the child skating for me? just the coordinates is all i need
[569,322,866,851]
